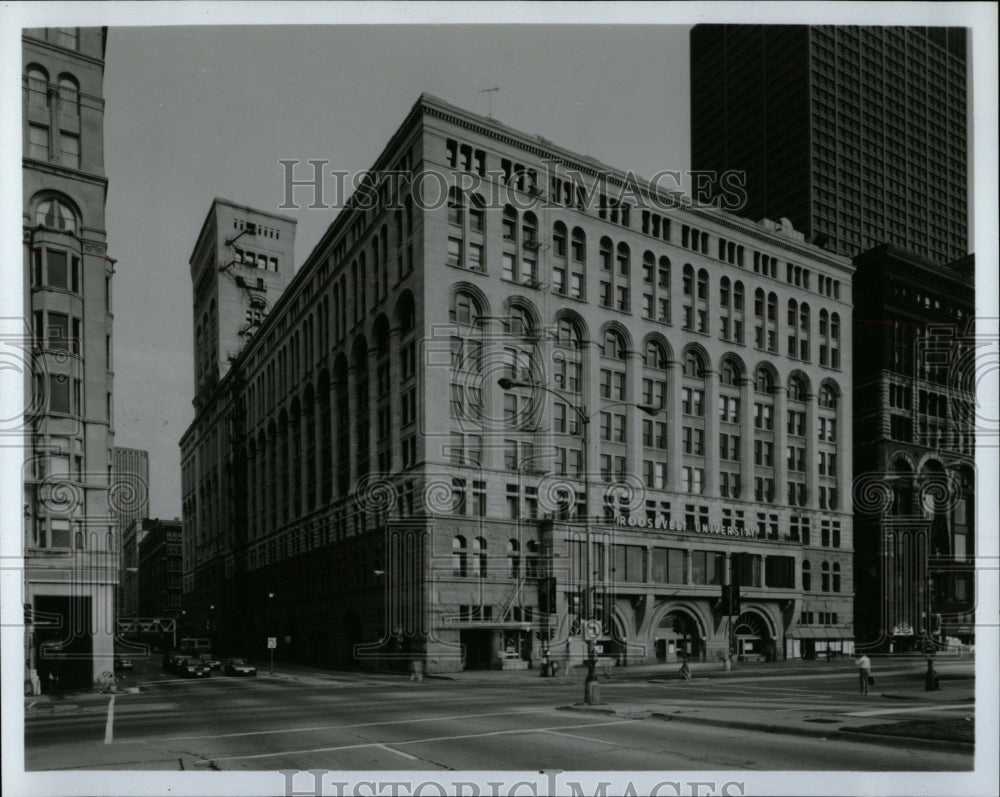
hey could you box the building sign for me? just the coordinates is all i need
[615,515,756,537]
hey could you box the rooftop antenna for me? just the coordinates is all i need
[479,86,501,118]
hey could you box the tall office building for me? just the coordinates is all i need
[690,25,969,265]
[113,447,149,616]
[182,94,855,673]
[852,245,975,652]
[136,519,183,620]
[23,27,117,687]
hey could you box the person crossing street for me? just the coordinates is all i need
[856,653,872,695]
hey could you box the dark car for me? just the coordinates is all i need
[199,653,221,671]
[179,657,211,678]
[224,657,257,677]
[163,650,186,672]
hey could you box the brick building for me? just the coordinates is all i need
[181,94,855,672]
[852,245,975,652]
[23,26,117,687]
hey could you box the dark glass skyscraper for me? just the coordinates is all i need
[690,25,968,265]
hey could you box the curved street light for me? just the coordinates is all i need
[498,376,662,703]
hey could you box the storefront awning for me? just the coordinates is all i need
[786,627,853,640]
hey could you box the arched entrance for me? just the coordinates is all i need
[655,609,702,663]
[733,611,774,662]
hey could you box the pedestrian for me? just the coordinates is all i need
[679,655,692,682]
[856,653,872,695]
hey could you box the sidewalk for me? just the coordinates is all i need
[559,672,976,753]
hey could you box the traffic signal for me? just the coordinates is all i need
[538,577,557,614]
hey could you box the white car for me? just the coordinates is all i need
[224,657,257,677]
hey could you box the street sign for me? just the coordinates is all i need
[267,637,277,649]
[584,620,602,641]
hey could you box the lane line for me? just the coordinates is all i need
[104,695,115,744]
[844,703,975,718]
[207,719,638,762]
[377,744,419,760]
[539,728,633,747]
[160,706,558,742]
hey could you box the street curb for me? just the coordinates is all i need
[561,705,975,754]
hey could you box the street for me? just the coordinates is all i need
[24,658,975,772]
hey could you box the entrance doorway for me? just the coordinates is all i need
[655,610,701,662]
[34,595,93,689]
[460,629,492,670]
[732,612,773,661]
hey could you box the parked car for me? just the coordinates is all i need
[224,657,257,677]
[199,653,221,671]
[162,650,185,672]
[179,657,212,678]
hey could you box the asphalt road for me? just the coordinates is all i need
[24,659,974,772]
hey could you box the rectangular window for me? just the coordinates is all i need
[29,124,49,160]
[49,374,71,413]
[447,237,462,268]
[47,250,69,290]
[691,550,723,585]
[468,243,483,272]
[60,132,80,169]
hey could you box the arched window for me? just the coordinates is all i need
[452,535,468,577]
[684,349,703,378]
[833,562,841,592]
[506,304,533,338]
[58,75,79,115]
[818,385,836,408]
[603,329,627,360]
[802,561,811,591]
[450,290,481,327]
[507,539,520,578]
[755,367,774,394]
[645,340,667,370]
[35,198,77,233]
[556,316,582,350]
[553,221,567,258]
[27,65,48,106]
[526,539,539,578]
[473,537,487,577]
[720,358,739,386]
[830,312,841,369]
[788,375,806,401]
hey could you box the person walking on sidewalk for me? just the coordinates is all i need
[856,653,872,695]
[679,655,692,682]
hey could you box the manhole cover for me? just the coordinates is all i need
[804,718,842,724]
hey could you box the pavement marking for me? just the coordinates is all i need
[206,718,638,762]
[844,703,975,718]
[159,706,558,742]
[377,744,419,760]
[539,728,634,747]
[104,695,115,744]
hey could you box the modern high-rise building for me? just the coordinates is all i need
[181,94,855,673]
[690,25,969,265]
[112,447,149,616]
[852,245,975,653]
[22,27,117,687]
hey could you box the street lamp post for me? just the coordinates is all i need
[498,377,661,705]
[267,592,276,675]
